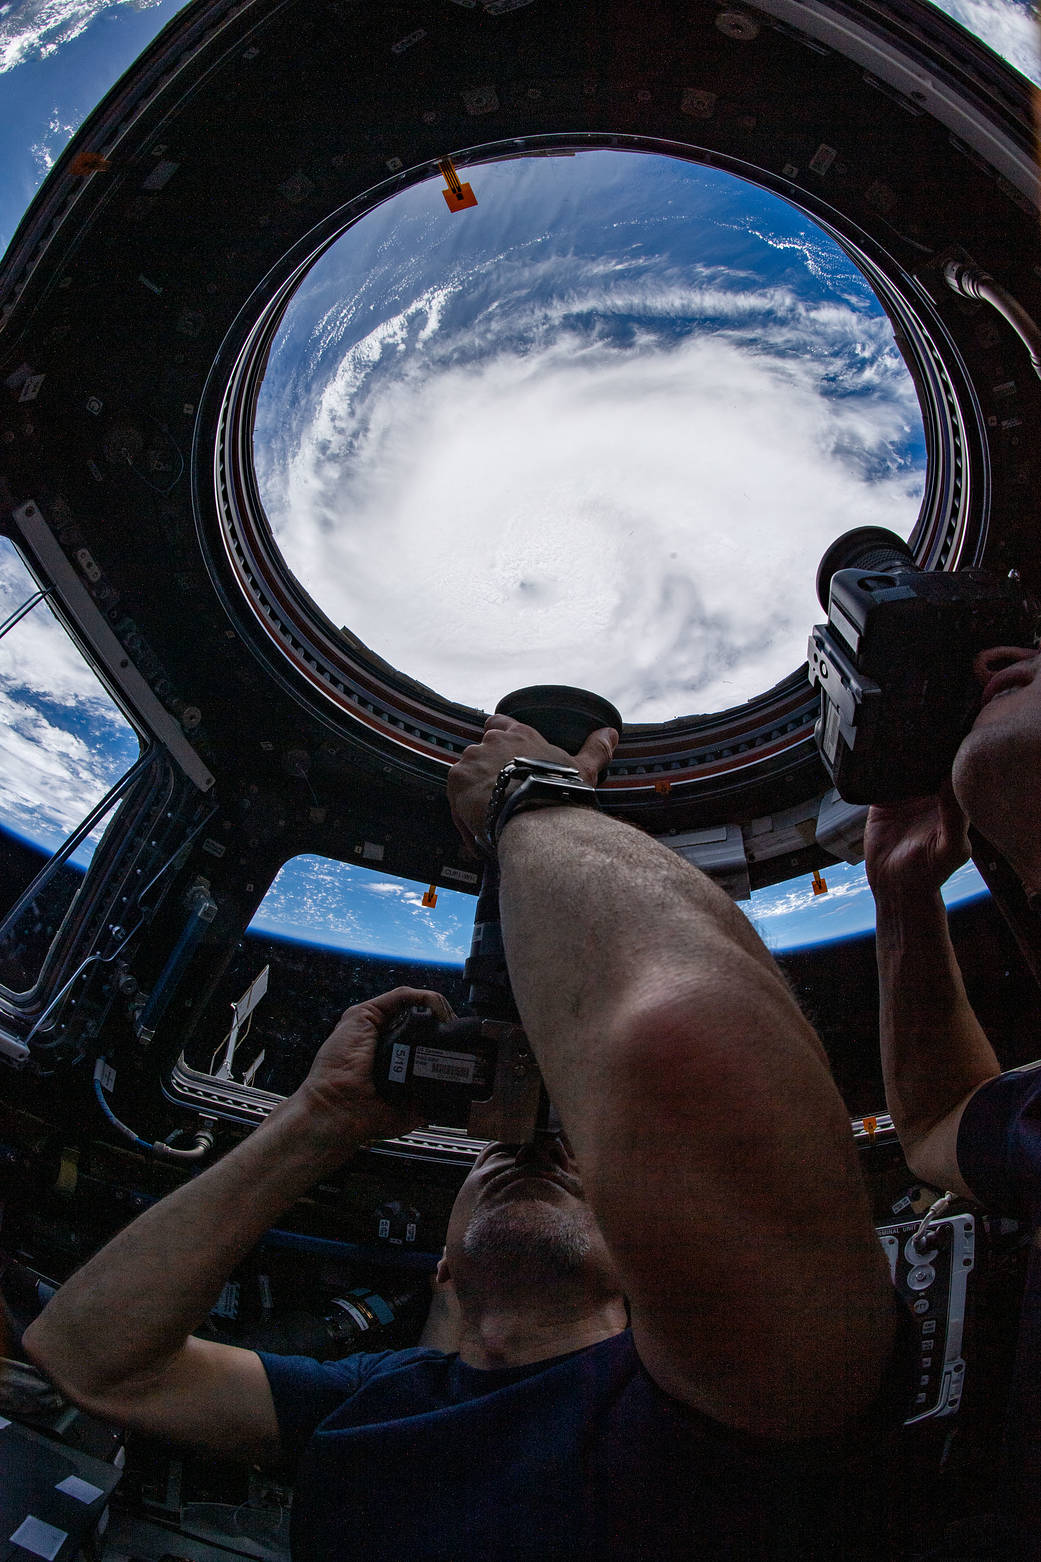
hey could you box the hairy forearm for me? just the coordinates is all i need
[497,808,843,1145]
[24,1092,359,1402]
[873,885,1000,1142]
[497,807,892,1432]
[499,808,795,1052]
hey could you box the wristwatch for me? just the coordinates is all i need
[483,757,599,854]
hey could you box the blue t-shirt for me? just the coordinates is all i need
[260,1327,903,1562]
[958,1063,1041,1560]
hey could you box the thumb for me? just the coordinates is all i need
[575,726,619,783]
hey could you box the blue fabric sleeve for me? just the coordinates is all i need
[258,1351,373,1458]
[257,1348,445,1460]
[956,1062,1041,1227]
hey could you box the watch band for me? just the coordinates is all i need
[481,757,598,856]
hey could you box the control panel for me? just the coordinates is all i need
[877,1213,975,1424]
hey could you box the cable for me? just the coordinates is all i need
[912,1191,956,1254]
[92,1066,152,1153]
[944,261,1041,382]
[93,1057,216,1161]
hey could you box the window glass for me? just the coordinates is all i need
[180,855,471,1097]
[0,537,141,993]
[256,151,926,722]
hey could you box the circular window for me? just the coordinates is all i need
[253,149,926,725]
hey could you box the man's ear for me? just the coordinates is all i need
[435,1252,451,1287]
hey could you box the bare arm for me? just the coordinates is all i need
[23,988,451,1458]
[866,796,1000,1197]
[449,721,895,1439]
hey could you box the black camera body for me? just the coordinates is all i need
[808,530,1035,803]
[373,1004,550,1142]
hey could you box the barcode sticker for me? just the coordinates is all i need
[442,865,479,885]
[413,1047,477,1084]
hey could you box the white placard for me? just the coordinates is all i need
[10,1515,68,1560]
[413,1047,477,1084]
[55,1475,104,1505]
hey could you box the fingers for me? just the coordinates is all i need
[448,716,620,845]
[344,988,455,1027]
[937,777,970,861]
[973,644,1036,686]
[484,713,620,776]
[575,726,619,782]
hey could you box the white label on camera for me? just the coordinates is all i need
[389,1043,410,1083]
[10,1518,67,1559]
[413,1047,477,1084]
[55,1475,104,1505]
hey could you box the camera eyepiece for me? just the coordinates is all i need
[815,527,917,613]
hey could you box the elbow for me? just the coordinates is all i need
[901,1135,957,1196]
[21,1316,58,1383]
[22,1317,120,1423]
[23,1317,83,1404]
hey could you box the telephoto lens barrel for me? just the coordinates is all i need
[494,686,624,754]
[466,685,622,1021]
[216,1285,425,1360]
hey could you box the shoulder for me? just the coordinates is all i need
[258,1346,446,1455]
[260,1345,445,1396]
[955,1061,1041,1218]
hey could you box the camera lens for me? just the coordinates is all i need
[495,686,623,755]
[815,527,917,611]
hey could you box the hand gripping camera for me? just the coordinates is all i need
[808,528,1036,803]
[373,684,621,1142]
[373,1004,551,1141]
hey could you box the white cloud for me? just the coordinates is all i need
[249,856,471,962]
[0,0,163,73]
[29,108,80,173]
[927,0,1041,84]
[0,542,138,850]
[262,269,923,723]
[746,865,870,924]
